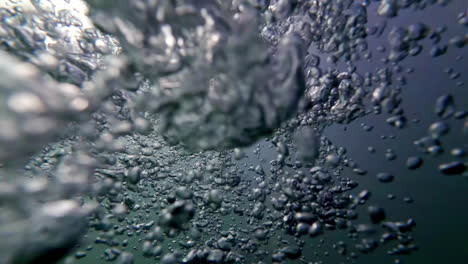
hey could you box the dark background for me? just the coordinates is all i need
[318,1,468,263]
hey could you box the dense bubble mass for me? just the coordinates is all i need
[86,0,307,150]
[0,1,467,264]
[0,51,87,163]
[0,0,119,84]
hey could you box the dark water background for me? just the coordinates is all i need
[320,2,468,263]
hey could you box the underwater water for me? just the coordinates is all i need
[0,0,467,263]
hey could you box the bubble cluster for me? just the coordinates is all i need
[86,0,307,150]
[0,1,466,264]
